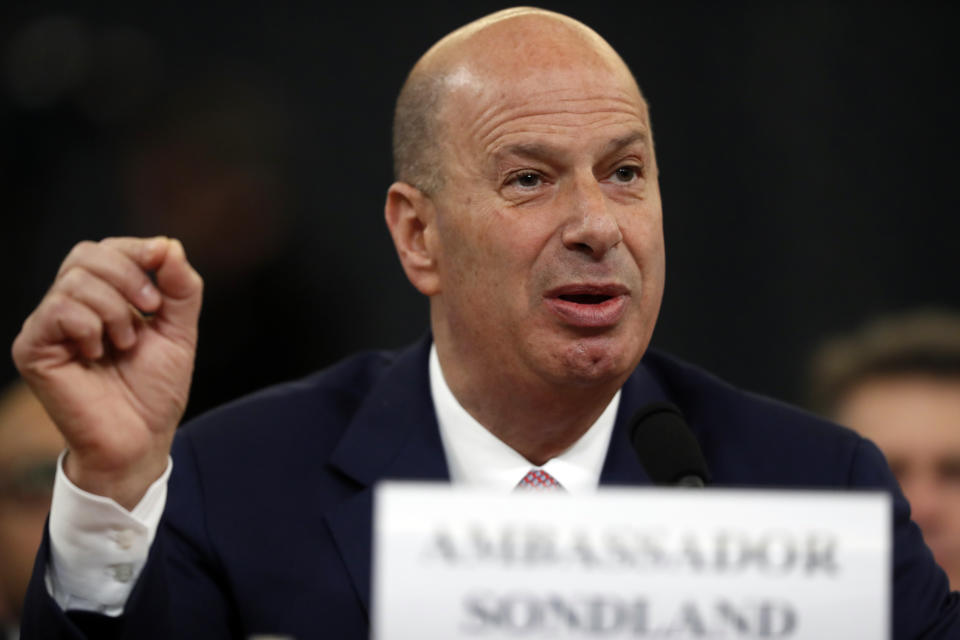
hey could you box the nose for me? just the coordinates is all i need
[560,174,623,259]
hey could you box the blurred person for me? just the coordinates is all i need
[810,309,960,588]
[0,382,64,640]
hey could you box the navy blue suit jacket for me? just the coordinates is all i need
[22,338,960,638]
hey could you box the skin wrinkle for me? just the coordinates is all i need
[482,122,645,166]
[472,96,646,156]
[481,114,648,157]
[395,6,646,192]
[468,97,644,142]
[493,132,650,176]
[387,8,664,464]
[490,138,650,211]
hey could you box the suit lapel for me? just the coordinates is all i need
[324,337,448,616]
[599,359,671,486]
[323,343,677,616]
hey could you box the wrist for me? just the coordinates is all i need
[63,450,169,510]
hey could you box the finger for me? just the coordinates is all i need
[56,267,141,351]
[21,293,106,361]
[57,238,167,313]
[152,238,203,332]
[99,236,170,271]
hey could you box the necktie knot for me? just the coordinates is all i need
[516,469,563,491]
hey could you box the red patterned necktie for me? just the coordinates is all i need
[516,469,563,491]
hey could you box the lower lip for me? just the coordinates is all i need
[544,295,628,328]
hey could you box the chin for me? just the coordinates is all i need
[550,334,643,387]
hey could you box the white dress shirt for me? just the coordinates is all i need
[430,344,619,493]
[47,344,620,613]
[47,451,170,615]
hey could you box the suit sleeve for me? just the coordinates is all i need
[19,434,239,639]
[849,437,960,639]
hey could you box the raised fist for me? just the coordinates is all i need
[11,237,202,509]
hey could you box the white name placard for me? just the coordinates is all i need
[373,483,890,639]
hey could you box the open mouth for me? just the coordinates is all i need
[545,285,629,327]
[558,293,613,305]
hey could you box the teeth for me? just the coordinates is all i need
[560,294,611,304]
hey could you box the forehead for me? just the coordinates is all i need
[441,62,650,159]
[839,376,960,457]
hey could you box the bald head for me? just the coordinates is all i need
[392,7,644,194]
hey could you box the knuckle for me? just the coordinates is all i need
[67,240,97,262]
[13,351,42,379]
[46,294,95,334]
[121,261,148,290]
[58,242,96,278]
[58,266,90,291]
[78,321,101,340]
[101,302,130,325]
[44,291,72,315]
[11,330,27,366]
[101,236,144,259]
[18,309,36,334]
[66,306,101,338]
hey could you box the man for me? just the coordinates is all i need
[0,382,64,640]
[11,8,959,639]
[810,309,960,590]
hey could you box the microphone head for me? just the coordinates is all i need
[629,402,711,486]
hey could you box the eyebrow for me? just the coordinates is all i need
[494,130,649,165]
[602,131,649,156]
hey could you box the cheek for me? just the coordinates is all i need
[622,214,665,279]
[626,202,664,249]
[434,212,514,314]
[450,204,543,271]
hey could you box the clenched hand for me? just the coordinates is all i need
[12,237,202,509]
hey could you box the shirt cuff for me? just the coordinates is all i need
[45,450,172,616]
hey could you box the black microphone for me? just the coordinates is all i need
[629,402,711,487]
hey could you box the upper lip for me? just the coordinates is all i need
[544,283,629,300]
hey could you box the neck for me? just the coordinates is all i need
[433,337,623,466]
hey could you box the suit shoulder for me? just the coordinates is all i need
[642,349,868,486]
[176,347,402,454]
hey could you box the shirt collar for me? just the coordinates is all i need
[429,343,620,494]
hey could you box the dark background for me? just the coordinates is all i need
[2,2,958,418]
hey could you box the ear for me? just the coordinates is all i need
[384,181,441,296]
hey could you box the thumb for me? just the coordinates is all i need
[153,238,203,337]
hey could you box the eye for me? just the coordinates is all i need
[939,458,960,484]
[508,171,543,189]
[888,460,908,483]
[611,165,642,183]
